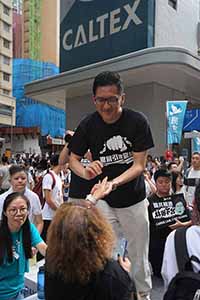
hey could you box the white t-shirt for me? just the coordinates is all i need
[0,165,10,190]
[42,170,63,220]
[0,187,42,223]
[184,168,200,206]
[161,225,200,289]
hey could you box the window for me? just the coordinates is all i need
[3,72,10,82]
[0,104,12,116]
[2,55,10,65]
[3,39,10,49]
[2,89,10,96]
[168,0,177,10]
[3,21,10,33]
[3,4,10,16]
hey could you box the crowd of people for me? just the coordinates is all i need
[0,71,200,300]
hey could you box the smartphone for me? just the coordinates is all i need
[113,238,128,261]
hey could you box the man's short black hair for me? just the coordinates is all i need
[154,169,172,182]
[50,154,59,166]
[167,161,177,171]
[192,152,200,156]
[9,165,26,176]
[92,71,124,95]
[2,156,8,163]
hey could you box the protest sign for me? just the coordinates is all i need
[149,193,190,228]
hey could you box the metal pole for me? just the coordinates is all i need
[10,107,13,155]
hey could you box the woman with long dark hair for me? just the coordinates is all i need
[171,171,184,194]
[0,192,47,300]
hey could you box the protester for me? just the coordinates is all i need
[60,163,71,201]
[143,169,157,197]
[171,171,184,195]
[41,154,63,242]
[0,156,10,194]
[68,71,154,299]
[167,161,179,173]
[148,169,173,277]
[161,183,200,288]
[45,178,137,300]
[148,169,191,277]
[167,157,184,174]
[184,152,200,207]
[0,165,43,233]
[0,192,46,300]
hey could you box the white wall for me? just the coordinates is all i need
[155,0,199,54]
[1,135,41,155]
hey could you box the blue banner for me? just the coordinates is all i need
[192,137,200,153]
[166,101,188,145]
[183,109,200,132]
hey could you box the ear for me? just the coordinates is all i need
[92,96,96,104]
[121,94,125,105]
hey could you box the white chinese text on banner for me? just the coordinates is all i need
[166,101,188,145]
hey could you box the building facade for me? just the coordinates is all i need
[0,0,16,126]
[22,0,60,67]
[25,0,200,156]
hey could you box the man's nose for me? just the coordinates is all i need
[103,100,111,108]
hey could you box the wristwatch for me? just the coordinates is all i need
[86,194,98,205]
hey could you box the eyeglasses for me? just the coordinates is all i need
[94,95,121,105]
[7,207,28,216]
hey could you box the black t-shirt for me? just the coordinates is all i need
[69,108,154,208]
[148,193,172,276]
[69,158,97,199]
[45,260,135,300]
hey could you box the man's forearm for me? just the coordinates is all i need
[69,157,86,179]
[112,163,144,187]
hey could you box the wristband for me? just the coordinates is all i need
[86,194,98,205]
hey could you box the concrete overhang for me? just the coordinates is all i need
[24,47,200,110]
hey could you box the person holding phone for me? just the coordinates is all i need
[45,178,138,300]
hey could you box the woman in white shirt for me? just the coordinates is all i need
[161,183,200,288]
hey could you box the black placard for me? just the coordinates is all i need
[149,194,190,228]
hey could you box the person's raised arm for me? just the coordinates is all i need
[59,130,74,166]
[59,144,70,166]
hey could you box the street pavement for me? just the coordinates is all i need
[151,276,165,300]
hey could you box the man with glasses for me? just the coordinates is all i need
[68,71,154,300]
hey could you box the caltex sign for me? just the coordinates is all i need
[60,0,155,72]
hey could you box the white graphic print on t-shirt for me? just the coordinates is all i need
[99,135,133,166]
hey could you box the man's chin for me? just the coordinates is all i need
[16,187,25,193]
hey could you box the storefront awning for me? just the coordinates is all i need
[25,46,200,110]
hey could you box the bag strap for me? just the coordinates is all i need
[48,171,56,190]
[175,227,191,272]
